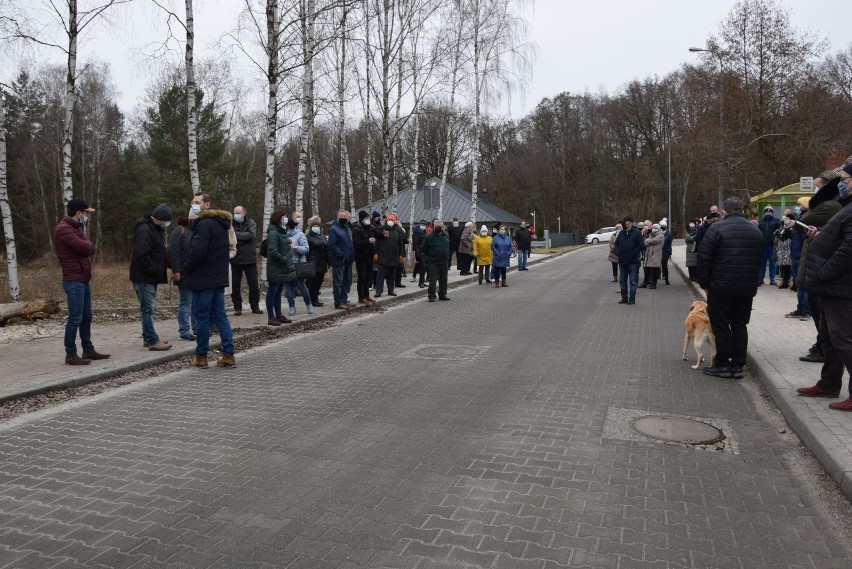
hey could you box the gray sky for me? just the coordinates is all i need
[10,0,850,119]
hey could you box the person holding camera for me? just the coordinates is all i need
[421,219,451,302]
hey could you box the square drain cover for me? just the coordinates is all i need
[603,407,738,454]
[398,344,490,361]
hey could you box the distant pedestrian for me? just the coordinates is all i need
[306,216,330,307]
[169,215,197,341]
[640,224,664,289]
[54,197,110,365]
[422,219,451,301]
[411,219,427,288]
[472,225,493,285]
[352,211,376,304]
[758,206,781,285]
[230,206,262,316]
[514,221,532,271]
[796,163,852,411]
[264,211,295,326]
[447,217,463,269]
[491,224,513,287]
[774,215,794,289]
[130,203,172,352]
[660,219,672,285]
[374,214,405,298]
[182,203,237,368]
[696,196,763,379]
[684,220,699,282]
[614,216,643,305]
[285,211,312,316]
[458,222,474,275]
[328,209,356,309]
[608,224,622,282]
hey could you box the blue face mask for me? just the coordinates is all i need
[310,226,321,234]
[839,180,850,199]
[233,214,243,223]
[793,206,801,215]
[79,215,89,225]
[191,204,202,215]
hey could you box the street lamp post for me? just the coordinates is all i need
[667,145,672,230]
[690,46,725,207]
[557,216,561,234]
[530,211,536,236]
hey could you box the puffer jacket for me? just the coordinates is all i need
[696,213,763,298]
[231,217,258,265]
[351,222,376,262]
[797,179,842,283]
[614,227,644,265]
[54,216,95,283]
[266,224,297,284]
[662,230,672,258]
[412,226,426,260]
[287,226,310,263]
[805,195,852,299]
[306,230,330,274]
[643,232,664,268]
[421,229,450,265]
[513,227,531,251]
[491,234,513,268]
[758,215,781,246]
[472,234,493,265]
[608,231,619,263]
[685,229,698,268]
[459,227,474,255]
[129,215,168,285]
[182,210,233,291]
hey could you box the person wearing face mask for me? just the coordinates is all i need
[514,221,532,271]
[458,221,475,275]
[305,216,330,307]
[773,215,794,289]
[796,171,842,363]
[373,214,405,298]
[447,217,463,270]
[264,210,295,326]
[328,210,356,309]
[789,196,810,294]
[129,203,173,352]
[796,163,852,411]
[757,206,781,286]
[229,206,262,316]
[640,224,664,289]
[491,225,513,287]
[284,211,313,316]
[472,225,493,285]
[608,224,622,283]
[352,211,377,304]
[684,219,699,282]
[169,215,197,341]
[54,197,110,365]
[421,219,451,301]
[411,220,428,288]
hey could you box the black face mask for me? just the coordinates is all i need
[338,218,348,225]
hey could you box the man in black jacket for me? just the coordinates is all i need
[697,196,763,378]
[422,219,451,301]
[613,216,644,305]
[514,222,532,271]
[130,203,172,351]
[797,163,852,411]
[230,206,262,316]
[758,205,781,285]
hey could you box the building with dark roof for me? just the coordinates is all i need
[356,176,524,228]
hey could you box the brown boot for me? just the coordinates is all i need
[65,354,91,365]
[148,341,172,351]
[494,281,500,288]
[217,354,236,368]
[82,349,110,360]
[192,355,208,368]
[268,317,282,326]
[276,315,292,324]
[501,280,508,287]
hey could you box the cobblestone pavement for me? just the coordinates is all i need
[1,247,850,569]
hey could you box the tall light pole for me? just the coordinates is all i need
[530,211,536,235]
[557,216,561,234]
[690,46,724,207]
[667,144,672,230]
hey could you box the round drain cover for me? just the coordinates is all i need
[633,416,724,445]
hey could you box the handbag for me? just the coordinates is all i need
[296,259,316,279]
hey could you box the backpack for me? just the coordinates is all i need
[260,238,268,258]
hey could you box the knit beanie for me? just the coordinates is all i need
[152,203,172,221]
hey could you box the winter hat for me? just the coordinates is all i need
[763,205,774,213]
[67,198,95,215]
[480,225,488,234]
[176,215,188,227]
[152,203,172,221]
[652,223,661,231]
[622,216,634,223]
[372,210,381,219]
[659,217,668,227]
[358,210,369,220]
[465,221,473,227]
[387,214,397,221]
[796,196,810,209]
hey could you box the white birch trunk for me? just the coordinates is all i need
[337,7,348,211]
[294,0,314,214]
[61,0,79,206]
[378,0,393,212]
[0,91,22,301]
[390,54,403,214]
[364,0,373,204]
[186,0,200,195]
[470,2,482,226]
[407,111,419,261]
[438,22,463,221]
[262,0,279,281]
[309,122,319,216]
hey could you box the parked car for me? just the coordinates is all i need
[585,227,616,244]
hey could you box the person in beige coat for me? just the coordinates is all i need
[640,223,664,289]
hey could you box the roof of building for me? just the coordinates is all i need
[355,177,524,225]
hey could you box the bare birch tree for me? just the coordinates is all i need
[0,85,22,301]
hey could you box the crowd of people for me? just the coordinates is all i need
[55,194,537,369]
[608,160,852,412]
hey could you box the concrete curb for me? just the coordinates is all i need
[1,250,575,405]
[670,260,852,502]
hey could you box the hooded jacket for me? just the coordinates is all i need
[643,232,664,268]
[412,225,426,259]
[472,234,493,265]
[54,216,95,283]
[266,224,297,284]
[421,227,450,265]
[231,216,258,265]
[491,233,513,268]
[804,195,852,299]
[797,179,842,284]
[182,210,233,291]
[459,226,474,254]
[696,213,763,298]
[306,230,331,274]
[130,215,169,285]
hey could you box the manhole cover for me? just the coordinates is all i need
[633,416,724,445]
[398,344,490,361]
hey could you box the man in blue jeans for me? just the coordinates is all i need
[757,205,781,285]
[613,216,644,305]
[183,205,237,368]
[54,198,110,365]
[130,203,173,351]
[328,209,355,309]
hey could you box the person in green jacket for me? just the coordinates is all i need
[265,211,296,326]
[421,219,451,302]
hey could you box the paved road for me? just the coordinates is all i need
[1,248,850,568]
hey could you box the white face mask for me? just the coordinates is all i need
[480,231,487,236]
[363,219,371,226]
[453,221,458,227]
[387,221,395,227]
[419,225,426,230]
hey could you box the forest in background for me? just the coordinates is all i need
[1,0,850,272]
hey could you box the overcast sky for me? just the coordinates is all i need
[9,0,850,119]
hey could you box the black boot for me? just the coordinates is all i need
[799,342,825,363]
